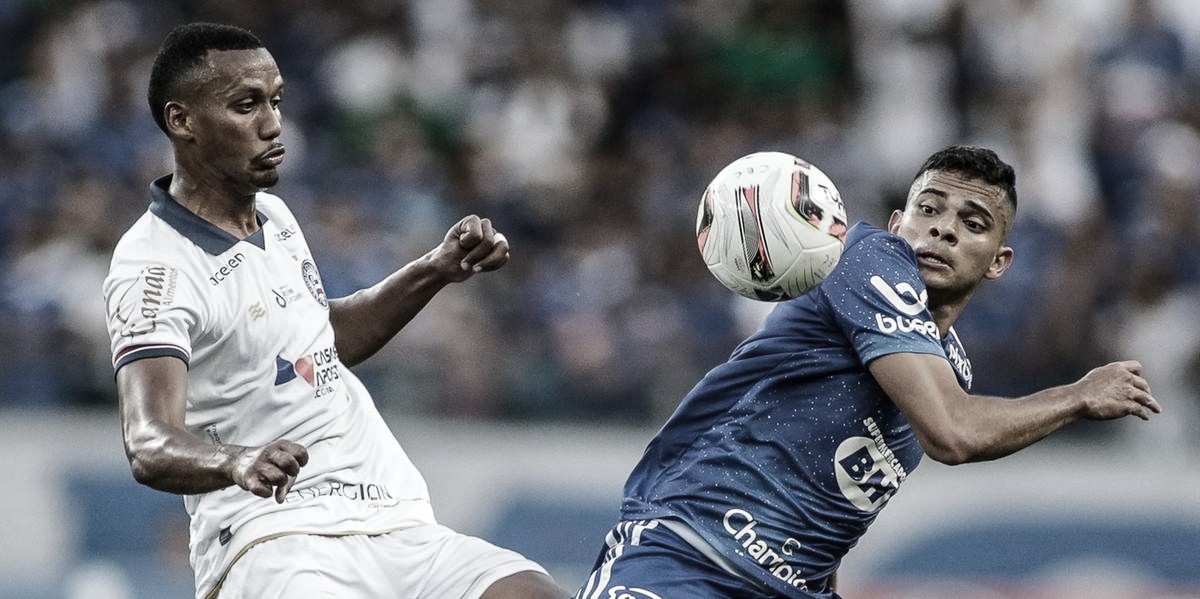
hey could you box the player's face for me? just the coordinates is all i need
[887,170,1014,302]
[180,48,285,194]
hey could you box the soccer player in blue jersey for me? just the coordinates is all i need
[575,145,1161,599]
[104,23,565,599]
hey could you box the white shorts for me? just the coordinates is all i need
[214,524,547,599]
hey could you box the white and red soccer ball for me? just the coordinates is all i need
[696,151,848,301]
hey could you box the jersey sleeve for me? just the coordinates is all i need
[818,230,946,365]
[103,249,203,372]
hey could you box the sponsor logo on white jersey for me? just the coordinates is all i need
[273,223,298,242]
[208,252,246,286]
[271,284,305,309]
[275,345,342,398]
[284,480,396,507]
[112,265,179,337]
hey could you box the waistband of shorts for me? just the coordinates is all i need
[655,518,830,596]
[203,526,417,599]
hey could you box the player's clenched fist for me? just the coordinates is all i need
[230,440,310,503]
[1076,361,1161,421]
[437,215,509,280]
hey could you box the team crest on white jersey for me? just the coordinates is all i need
[301,259,328,308]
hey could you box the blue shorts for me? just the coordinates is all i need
[574,520,836,599]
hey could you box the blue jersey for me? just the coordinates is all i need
[620,222,973,596]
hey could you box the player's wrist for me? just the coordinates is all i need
[215,443,253,488]
[413,249,469,285]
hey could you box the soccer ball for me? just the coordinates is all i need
[696,151,848,301]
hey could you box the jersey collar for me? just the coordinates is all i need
[149,175,269,255]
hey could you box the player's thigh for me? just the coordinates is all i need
[372,523,549,599]
[575,521,774,599]
[219,534,392,598]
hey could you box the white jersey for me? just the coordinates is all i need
[103,176,437,599]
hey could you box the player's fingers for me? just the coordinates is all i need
[469,232,510,272]
[1138,391,1161,414]
[1118,360,1144,375]
[247,463,289,496]
[244,475,274,498]
[269,440,309,467]
[460,218,494,263]
[289,443,309,467]
[268,445,307,476]
[275,475,297,504]
[460,220,504,271]
[1130,375,1151,394]
[272,453,302,476]
[272,448,307,475]
[1118,388,1158,420]
[478,216,495,239]
[454,215,484,250]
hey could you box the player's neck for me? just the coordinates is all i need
[927,293,971,338]
[169,171,261,238]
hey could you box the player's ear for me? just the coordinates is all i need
[984,245,1014,280]
[164,101,194,141]
[886,209,903,234]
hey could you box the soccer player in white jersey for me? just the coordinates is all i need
[103,22,566,599]
[574,146,1162,599]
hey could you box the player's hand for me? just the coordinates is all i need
[435,215,509,282]
[230,440,310,503]
[1076,361,1161,421]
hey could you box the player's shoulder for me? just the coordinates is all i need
[105,206,205,298]
[110,209,180,266]
[254,189,286,209]
[112,176,197,258]
[828,221,918,278]
[843,221,911,256]
[253,190,296,221]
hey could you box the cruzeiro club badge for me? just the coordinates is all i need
[301,259,328,309]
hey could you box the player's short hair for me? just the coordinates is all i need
[147,22,264,134]
[914,145,1017,210]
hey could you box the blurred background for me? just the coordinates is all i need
[1,0,1198,597]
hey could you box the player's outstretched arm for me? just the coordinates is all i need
[869,353,1160,464]
[117,356,309,502]
[328,214,509,367]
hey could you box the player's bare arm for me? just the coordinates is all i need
[118,356,308,501]
[869,352,1160,464]
[329,214,509,366]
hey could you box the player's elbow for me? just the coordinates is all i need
[128,464,155,488]
[127,449,167,488]
[916,430,978,465]
[124,437,173,489]
[924,446,971,466]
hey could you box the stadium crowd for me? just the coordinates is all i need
[1,0,1197,449]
